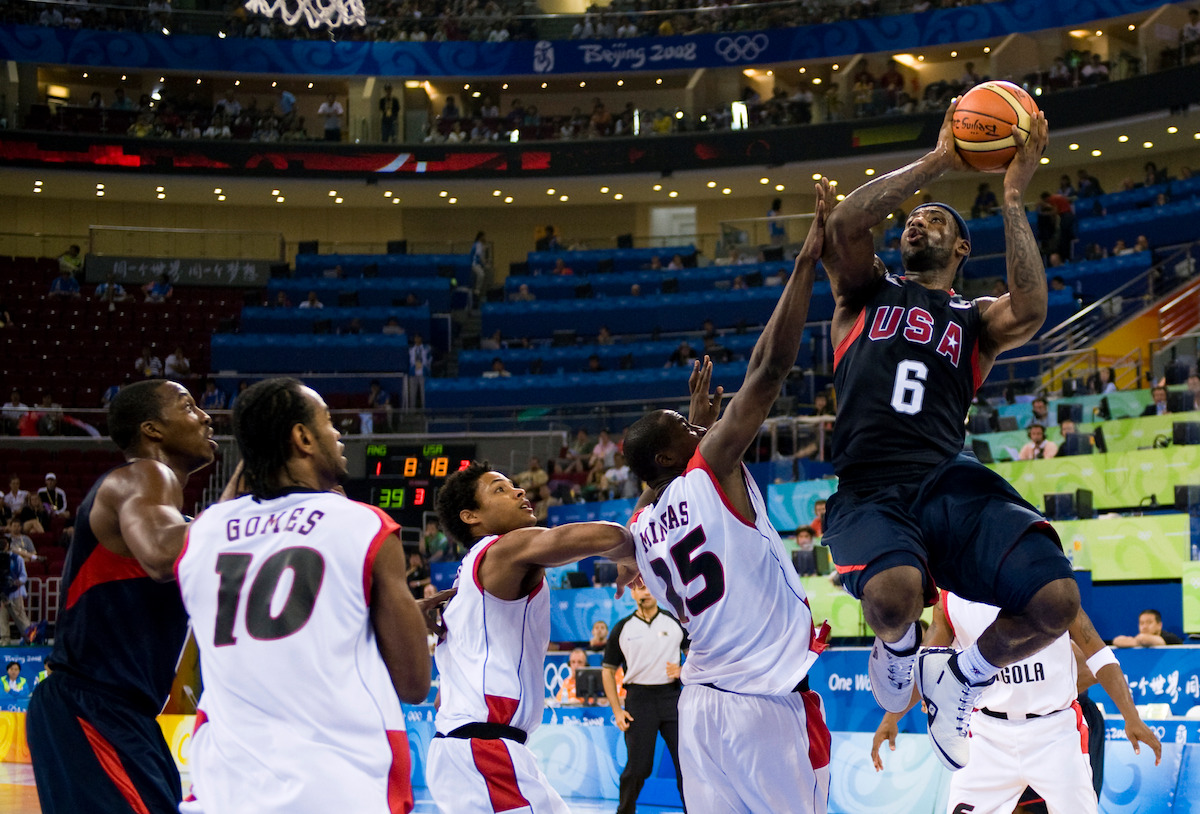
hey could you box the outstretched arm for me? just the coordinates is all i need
[978,111,1050,367]
[1069,609,1162,764]
[699,179,828,479]
[479,521,636,601]
[822,104,965,306]
[688,356,724,429]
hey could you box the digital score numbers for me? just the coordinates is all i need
[345,443,477,527]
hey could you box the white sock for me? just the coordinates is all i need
[957,643,1001,685]
[884,622,918,654]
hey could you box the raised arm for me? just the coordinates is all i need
[103,460,190,582]
[479,521,635,601]
[823,105,963,307]
[369,533,433,704]
[977,111,1050,368]
[1069,608,1162,764]
[698,179,828,480]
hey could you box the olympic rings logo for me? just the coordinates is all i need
[715,34,769,63]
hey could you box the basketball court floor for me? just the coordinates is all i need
[0,763,685,813]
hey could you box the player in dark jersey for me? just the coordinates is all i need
[26,379,216,814]
[819,103,1078,771]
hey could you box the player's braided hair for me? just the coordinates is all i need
[436,460,490,548]
[108,379,169,452]
[623,410,675,485]
[233,377,316,501]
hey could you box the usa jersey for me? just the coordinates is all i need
[49,464,190,714]
[630,450,825,696]
[177,491,412,814]
[435,535,550,736]
[944,591,1075,718]
[832,273,984,474]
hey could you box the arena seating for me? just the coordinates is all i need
[266,278,455,312]
[292,253,470,279]
[503,261,793,300]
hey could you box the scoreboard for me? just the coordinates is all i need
[344,443,476,527]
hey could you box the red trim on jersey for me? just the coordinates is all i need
[801,690,832,770]
[833,563,866,574]
[629,507,646,525]
[65,544,151,610]
[470,738,531,812]
[939,589,956,642]
[484,694,520,726]
[810,619,831,655]
[1073,699,1089,754]
[360,502,401,607]
[78,717,152,814]
[832,309,866,370]
[192,708,208,734]
[527,579,545,601]
[684,449,756,530]
[386,729,415,814]
[970,342,982,393]
[473,536,502,593]
[172,526,191,585]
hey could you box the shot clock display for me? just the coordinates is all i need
[344,443,477,527]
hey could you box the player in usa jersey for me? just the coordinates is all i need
[26,379,216,814]
[819,102,1075,770]
[871,596,1161,813]
[177,378,431,814]
[622,180,831,813]
[430,462,637,813]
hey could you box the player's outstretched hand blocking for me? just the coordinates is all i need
[688,356,724,430]
[797,177,832,264]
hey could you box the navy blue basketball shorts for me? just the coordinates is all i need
[26,672,182,814]
[823,453,1074,614]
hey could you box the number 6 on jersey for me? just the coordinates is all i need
[891,359,928,415]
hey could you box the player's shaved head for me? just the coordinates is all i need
[624,410,677,485]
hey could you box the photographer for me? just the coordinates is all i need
[0,535,32,646]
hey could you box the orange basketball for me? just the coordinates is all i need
[952,81,1039,173]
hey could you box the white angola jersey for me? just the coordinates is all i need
[630,449,827,695]
[435,534,551,736]
[943,590,1076,717]
[176,491,413,814]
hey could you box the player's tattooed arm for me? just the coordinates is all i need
[823,104,964,303]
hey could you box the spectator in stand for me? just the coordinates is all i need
[514,457,550,493]
[134,346,163,378]
[214,89,241,118]
[21,494,50,535]
[665,340,699,368]
[536,224,560,252]
[111,88,135,111]
[421,518,454,563]
[3,478,28,517]
[164,345,191,379]
[1077,169,1104,198]
[2,393,28,436]
[199,380,227,411]
[228,380,249,413]
[1133,235,1151,253]
[142,273,173,303]
[557,648,602,706]
[971,183,999,220]
[597,326,615,345]
[1184,8,1200,60]
[602,451,637,499]
[6,519,37,565]
[792,525,819,576]
[48,267,81,300]
[510,283,536,302]
[407,333,432,410]
[1057,174,1077,198]
[960,61,983,86]
[1091,367,1118,395]
[1142,386,1170,416]
[564,427,594,473]
[441,95,461,121]
[469,231,490,297]
[317,93,344,142]
[58,244,83,276]
[37,474,69,524]
[379,83,399,143]
[592,428,618,469]
[1018,425,1058,460]
[1027,396,1052,428]
[298,290,323,309]
[0,536,33,647]
[381,316,405,336]
[588,620,609,652]
[1113,609,1183,647]
[812,498,827,536]
[482,358,511,379]
[552,258,574,276]
[94,272,129,306]
[360,379,391,434]
[405,550,430,600]
[1081,54,1109,85]
[1187,373,1200,411]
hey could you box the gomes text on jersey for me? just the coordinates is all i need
[635,499,689,553]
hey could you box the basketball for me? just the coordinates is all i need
[952,81,1040,173]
